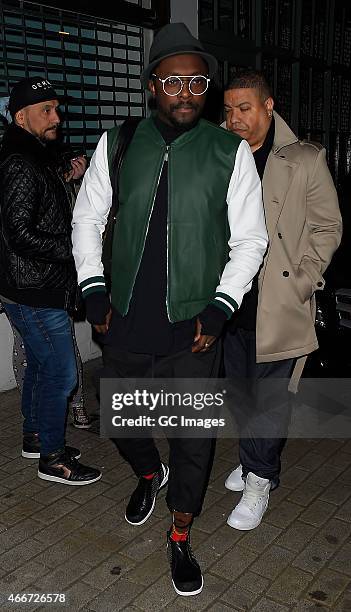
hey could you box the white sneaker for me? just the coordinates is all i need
[227,472,270,531]
[225,464,244,491]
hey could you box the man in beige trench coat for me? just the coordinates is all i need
[222,70,342,531]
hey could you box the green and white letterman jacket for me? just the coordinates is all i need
[72,118,268,322]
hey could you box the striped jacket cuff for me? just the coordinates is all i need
[80,276,106,298]
[211,292,238,319]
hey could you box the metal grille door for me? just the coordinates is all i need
[0,0,146,155]
[199,0,351,186]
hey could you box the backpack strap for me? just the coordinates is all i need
[107,117,142,219]
[106,125,120,178]
[102,117,142,278]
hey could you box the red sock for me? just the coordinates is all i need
[142,472,155,480]
[170,525,189,542]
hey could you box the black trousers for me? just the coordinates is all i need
[224,328,295,480]
[102,341,221,514]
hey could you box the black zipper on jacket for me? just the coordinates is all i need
[124,145,169,313]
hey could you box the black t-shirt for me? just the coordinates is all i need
[102,115,197,354]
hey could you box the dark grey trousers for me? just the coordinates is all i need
[224,327,295,481]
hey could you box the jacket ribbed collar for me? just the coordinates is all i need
[146,114,204,147]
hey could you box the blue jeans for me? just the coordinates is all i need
[3,303,77,455]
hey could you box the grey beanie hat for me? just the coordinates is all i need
[140,22,218,88]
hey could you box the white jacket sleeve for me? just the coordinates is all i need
[72,132,112,296]
[212,139,268,317]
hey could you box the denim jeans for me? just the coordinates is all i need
[3,303,77,455]
[9,319,84,409]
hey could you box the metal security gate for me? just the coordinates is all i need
[199,0,351,187]
[0,0,147,155]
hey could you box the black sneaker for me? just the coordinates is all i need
[167,530,203,596]
[125,463,169,526]
[167,531,204,597]
[71,405,92,429]
[22,433,81,460]
[38,449,101,486]
[22,432,40,458]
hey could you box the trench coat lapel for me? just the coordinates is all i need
[262,152,299,239]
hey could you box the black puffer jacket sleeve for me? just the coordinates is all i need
[1,156,72,262]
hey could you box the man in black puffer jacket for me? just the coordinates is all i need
[0,77,101,486]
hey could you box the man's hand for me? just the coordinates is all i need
[85,292,111,331]
[192,317,216,353]
[93,308,112,335]
[65,156,87,182]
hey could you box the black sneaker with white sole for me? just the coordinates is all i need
[22,432,40,458]
[167,530,203,596]
[22,433,81,460]
[125,463,169,526]
[38,448,101,486]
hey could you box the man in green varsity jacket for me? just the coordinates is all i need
[72,23,267,596]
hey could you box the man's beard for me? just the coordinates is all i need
[164,102,201,131]
[39,127,58,143]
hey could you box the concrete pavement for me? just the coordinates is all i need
[0,359,350,611]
